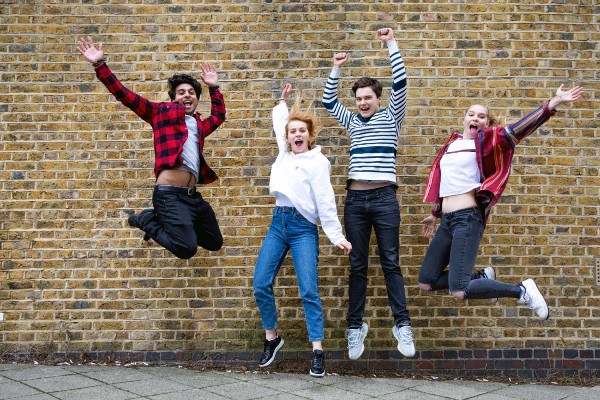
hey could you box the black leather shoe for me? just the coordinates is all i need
[309,349,325,377]
[258,336,284,367]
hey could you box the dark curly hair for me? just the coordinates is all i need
[352,77,383,98]
[167,74,202,100]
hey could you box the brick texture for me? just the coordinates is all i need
[0,0,599,371]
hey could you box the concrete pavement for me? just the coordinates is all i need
[1,362,599,400]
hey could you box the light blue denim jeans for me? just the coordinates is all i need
[253,206,323,342]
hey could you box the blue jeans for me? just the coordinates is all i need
[344,185,411,329]
[253,207,324,342]
[419,207,521,299]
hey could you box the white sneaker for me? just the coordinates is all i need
[392,325,416,357]
[480,266,497,303]
[347,322,368,360]
[518,278,549,320]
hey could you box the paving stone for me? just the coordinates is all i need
[23,374,101,393]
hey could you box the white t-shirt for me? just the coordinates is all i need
[439,139,481,197]
[178,114,200,182]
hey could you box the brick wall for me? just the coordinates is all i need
[1,0,599,372]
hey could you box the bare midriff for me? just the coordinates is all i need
[348,181,393,190]
[441,189,478,213]
[156,169,196,187]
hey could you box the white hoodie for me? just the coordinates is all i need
[269,102,346,246]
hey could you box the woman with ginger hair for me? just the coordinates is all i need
[253,84,352,377]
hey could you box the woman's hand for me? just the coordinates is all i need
[548,84,584,110]
[338,240,352,255]
[280,83,292,101]
[421,215,437,238]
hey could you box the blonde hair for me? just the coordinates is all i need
[285,97,321,151]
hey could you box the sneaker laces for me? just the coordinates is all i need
[347,329,362,348]
[398,326,414,345]
[523,292,537,309]
[519,288,532,306]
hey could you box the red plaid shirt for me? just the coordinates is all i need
[423,101,556,226]
[94,63,226,184]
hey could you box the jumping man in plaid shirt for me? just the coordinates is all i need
[77,37,226,259]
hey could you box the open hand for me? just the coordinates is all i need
[555,84,583,103]
[76,36,104,64]
[199,62,219,87]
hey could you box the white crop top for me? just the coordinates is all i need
[439,139,481,197]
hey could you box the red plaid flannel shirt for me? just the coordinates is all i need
[95,63,226,184]
[423,101,556,226]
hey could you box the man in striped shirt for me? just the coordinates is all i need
[322,28,415,360]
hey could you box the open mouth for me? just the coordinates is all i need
[182,100,193,107]
[294,140,304,147]
[469,124,478,133]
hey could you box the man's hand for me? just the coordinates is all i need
[199,62,219,87]
[376,28,395,44]
[76,36,104,64]
[333,52,349,68]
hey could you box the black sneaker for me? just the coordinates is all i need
[309,349,325,377]
[258,336,284,367]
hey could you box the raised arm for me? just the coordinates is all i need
[548,84,584,111]
[76,36,104,65]
[506,84,584,145]
[322,52,355,129]
[272,84,291,153]
[198,62,226,137]
[77,36,156,123]
[377,28,407,130]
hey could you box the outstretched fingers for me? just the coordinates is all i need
[199,62,219,86]
[556,84,584,102]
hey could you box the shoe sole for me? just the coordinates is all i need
[309,369,325,377]
[348,323,368,361]
[393,327,416,358]
[524,279,549,320]
[258,338,284,368]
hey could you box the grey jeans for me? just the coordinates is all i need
[418,207,521,300]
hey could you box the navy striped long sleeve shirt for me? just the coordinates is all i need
[322,41,407,184]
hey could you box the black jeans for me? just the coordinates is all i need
[344,185,411,329]
[418,207,521,300]
[137,185,223,259]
